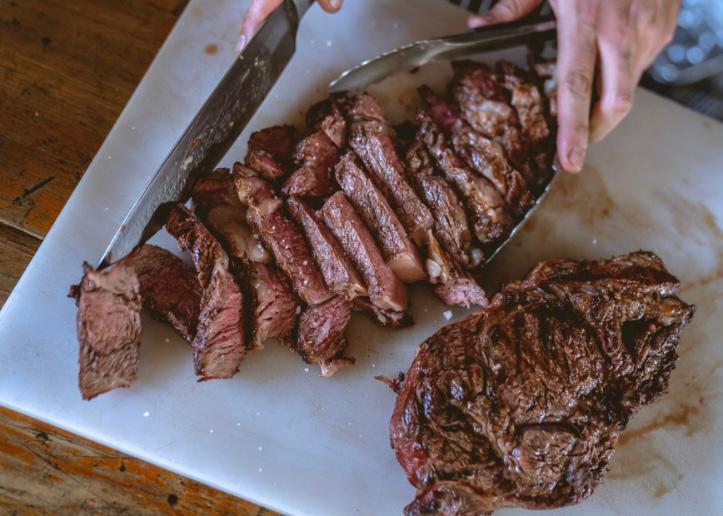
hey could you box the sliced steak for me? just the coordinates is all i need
[235,165,334,306]
[416,109,514,245]
[306,98,347,148]
[425,231,487,308]
[282,130,339,197]
[341,92,434,244]
[245,125,297,182]
[166,204,247,380]
[391,252,695,515]
[405,140,477,269]
[352,297,412,328]
[75,263,142,400]
[321,192,408,314]
[335,152,425,283]
[420,85,532,216]
[287,195,366,300]
[297,295,354,377]
[497,61,550,146]
[125,244,201,341]
[193,170,298,349]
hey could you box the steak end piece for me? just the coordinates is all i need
[306,98,347,148]
[166,205,247,380]
[391,251,695,515]
[76,263,142,400]
[245,125,297,181]
[281,131,340,198]
[297,295,354,376]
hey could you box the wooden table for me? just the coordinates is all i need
[0,1,270,513]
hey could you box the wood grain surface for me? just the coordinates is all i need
[0,1,273,513]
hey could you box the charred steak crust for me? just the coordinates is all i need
[390,251,694,515]
[166,204,247,380]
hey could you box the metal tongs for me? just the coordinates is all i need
[329,15,559,266]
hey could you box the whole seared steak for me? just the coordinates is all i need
[390,252,694,515]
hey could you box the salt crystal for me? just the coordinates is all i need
[423,307,428,313]
[326,40,332,47]
[209,429,214,434]
[256,411,261,416]
[371,363,376,368]
[443,310,453,320]
[592,238,598,245]
[347,421,352,426]
[258,446,263,451]
[295,305,302,314]
[131,125,136,131]
[107,155,112,160]
[304,367,309,372]
[258,467,263,472]
[34,111,39,117]
[236,422,241,427]
[143,411,150,417]
[164,338,170,343]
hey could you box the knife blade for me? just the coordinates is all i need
[98,0,313,268]
[329,17,555,93]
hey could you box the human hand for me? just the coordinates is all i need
[237,0,343,52]
[469,0,680,172]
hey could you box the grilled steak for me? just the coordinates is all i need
[306,97,347,148]
[287,195,366,300]
[297,295,354,377]
[282,130,339,197]
[405,140,476,269]
[166,205,247,380]
[390,252,695,515]
[193,170,298,350]
[75,263,142,400]
[416,108,513,245]
[235,165,334,306]
[497,61,550,146]
[425,231,487,308]
[342,93,434,244]
[125,245,201,341]
[335,152,425,283]
[321,192,408,314]
[245,125,297,182]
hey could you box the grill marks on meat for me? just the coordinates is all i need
[282,131,340,197]
[341,93,434,245]
[321,192,408,315]
[335,152,425,283]
[235,165,334,306]
[245,125,297,181]
[192,171,298,350]
[166,205,247,380]
[75,264,142,400]
[287,195,366,300]
[417,109,513,245]
[390,252,695,515]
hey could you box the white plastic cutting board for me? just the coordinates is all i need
[1,1,722,514]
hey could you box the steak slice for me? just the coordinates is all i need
[335,152,425,283]
[125,244,201,342]
[420,85,532,216]
[245,125,297,182]
[425,231,487,308]
[235,165,334,306]
[287,195,366,300]
[193,170,298,350]
[497,61,550,146]
[297,295,354,377]
[390,251,695,515]
[341,92,434,244]
[75,263,142,400]
[306,98,347,148]
[404,140,477,269]
[321,191,408,314]
[281,130,339,197]
[417,109,513,245]
[166,205,247,380]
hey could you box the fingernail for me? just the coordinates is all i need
[328,0,341,9]
[468,15,491,28]
[235,34,247,53]
[567,146,586,172]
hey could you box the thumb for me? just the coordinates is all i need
[318,0,343,13]
[237,0,284,52]
[468,0,544,28]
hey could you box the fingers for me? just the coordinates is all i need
[552,1,598,172]
[237,0,284,52]
[468,0,543,28]
[589,11,637,144]
[318,0,343,13]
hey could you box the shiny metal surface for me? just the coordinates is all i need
[98,1,306,268]
[329,18,555,93]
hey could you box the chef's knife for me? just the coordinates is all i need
[329,16,556,93]
[98,0,313,268]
